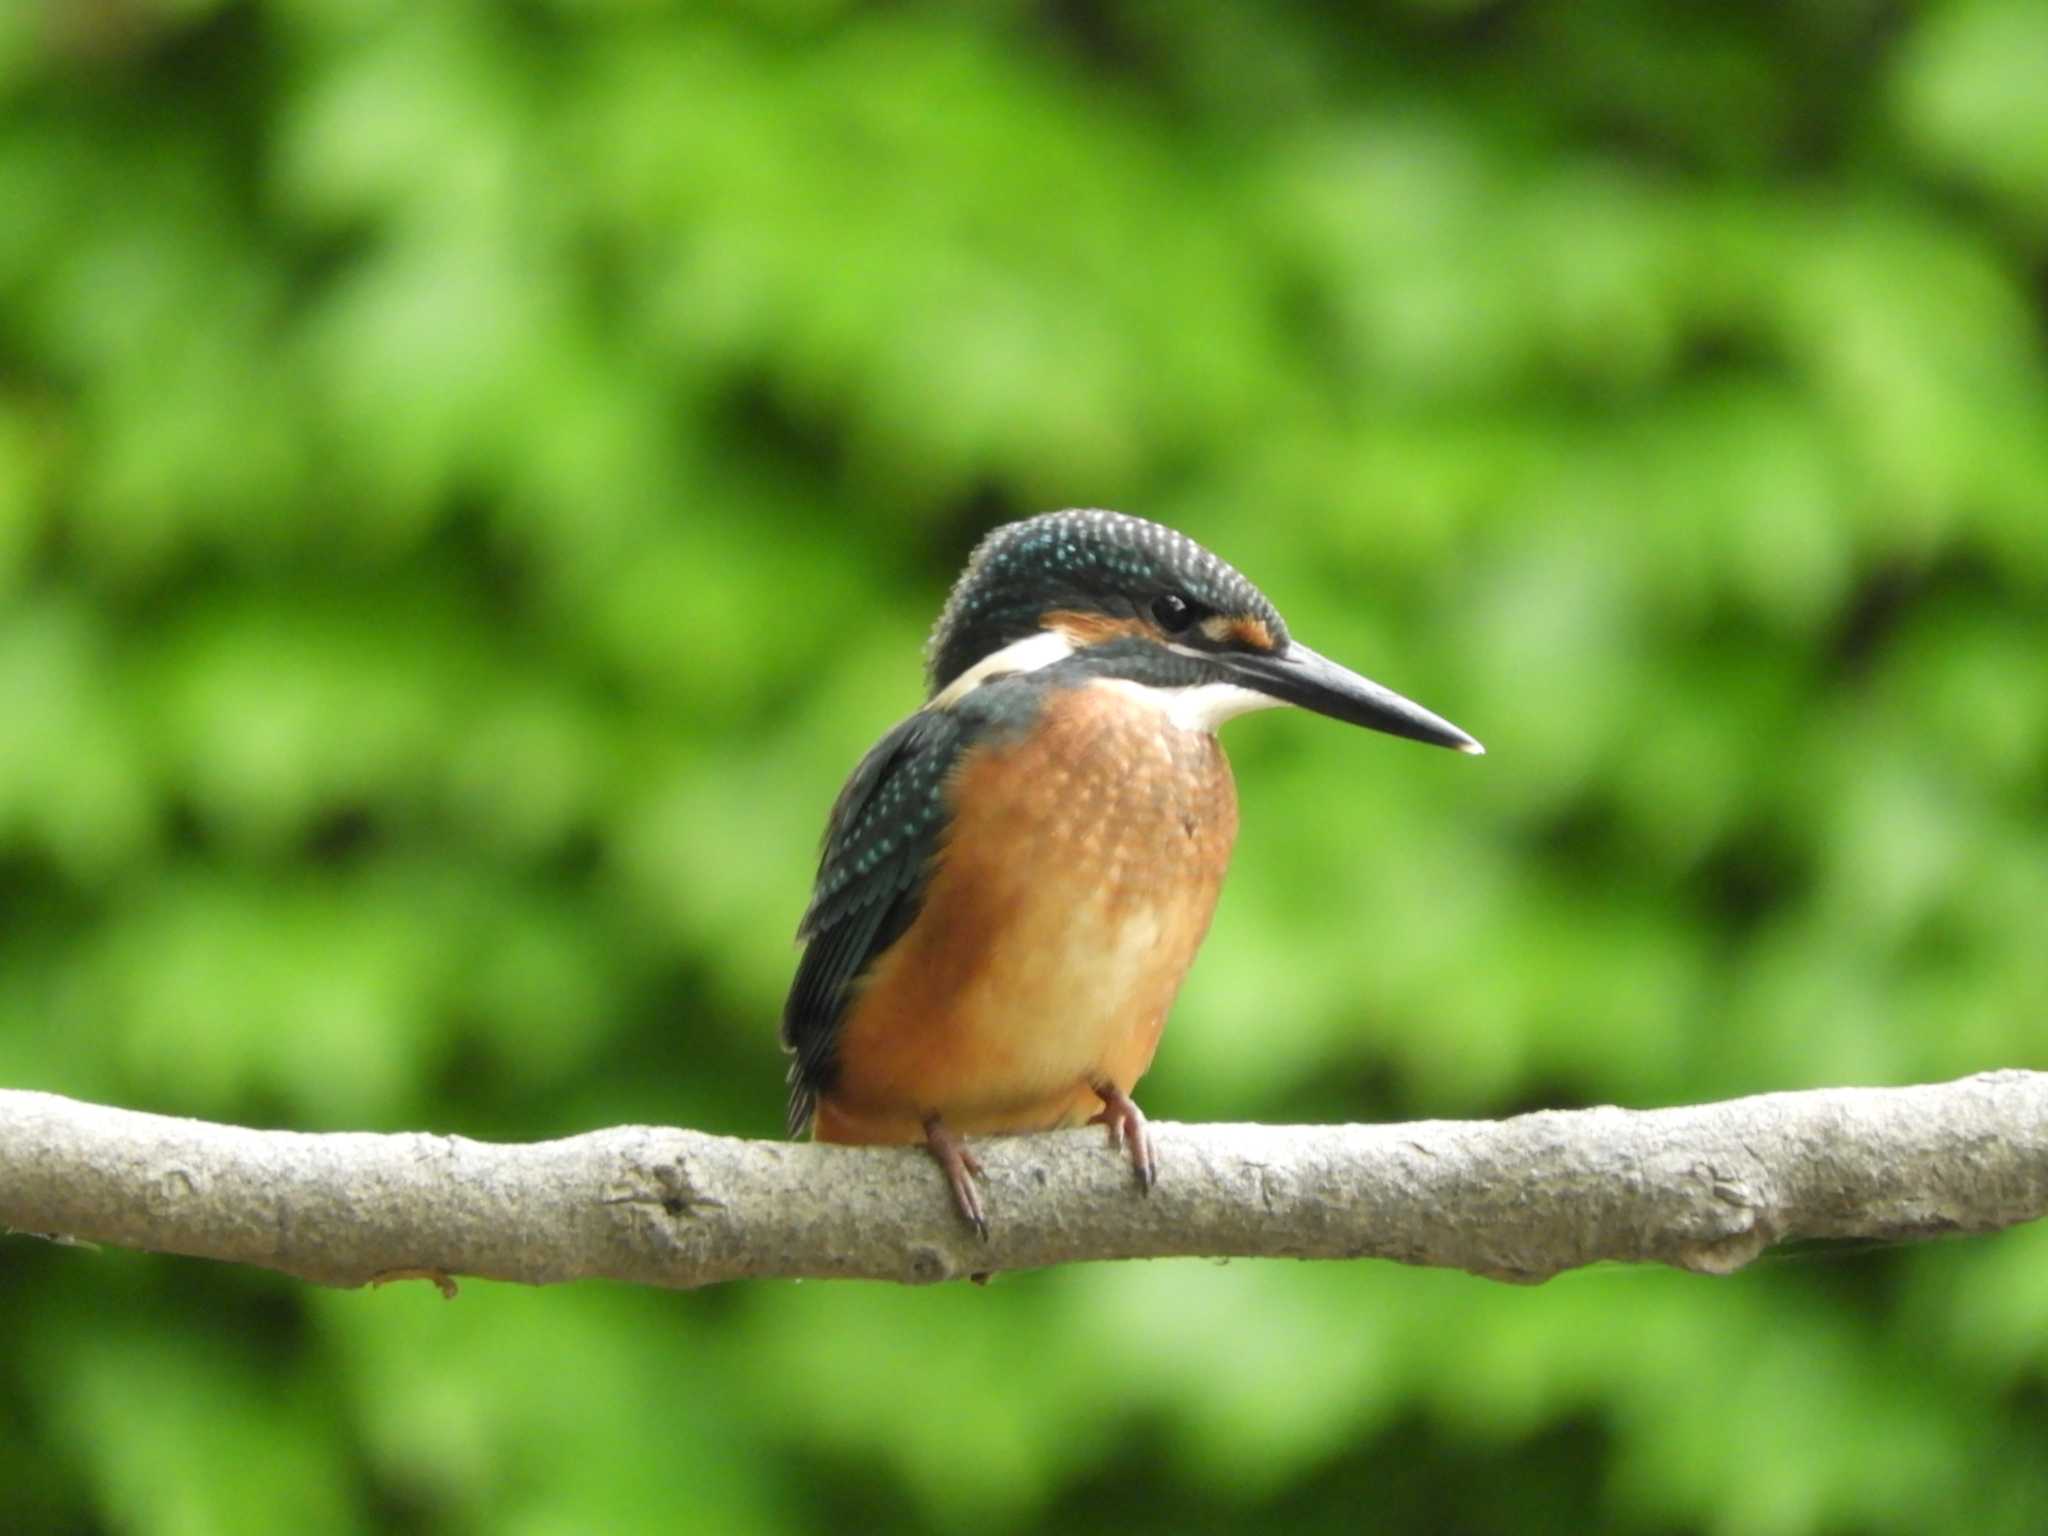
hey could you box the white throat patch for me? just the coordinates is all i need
[931,628,1285,734]
[1091,678,1286,734]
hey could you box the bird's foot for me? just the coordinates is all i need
[923,1114,989,1239]
[1088,1080,1156,1192]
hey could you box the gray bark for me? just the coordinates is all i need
[3,1072,2044,1290]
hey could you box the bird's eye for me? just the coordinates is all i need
[1151,592,1199,632]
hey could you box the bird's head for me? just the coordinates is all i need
[925,508,1481,753]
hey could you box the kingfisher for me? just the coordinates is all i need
[782,509,1481,1234]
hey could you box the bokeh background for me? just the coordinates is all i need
[4,1,2047,1532]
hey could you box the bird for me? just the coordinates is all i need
[781,508,1481,1235]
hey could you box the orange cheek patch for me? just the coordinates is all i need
[1197,614,1278,651]
[1228,616,1276,651]
[1045,609,1160,647]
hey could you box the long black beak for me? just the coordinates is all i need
[1220,641,1484,754]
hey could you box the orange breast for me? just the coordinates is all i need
[814,684,1239,1144]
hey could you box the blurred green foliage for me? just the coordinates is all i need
[3,1,2046,1532]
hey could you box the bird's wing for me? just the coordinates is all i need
[781,706,965,1136]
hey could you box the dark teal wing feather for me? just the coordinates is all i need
[782,707,965,1135]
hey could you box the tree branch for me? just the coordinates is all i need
[4,1073,2044,1290]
